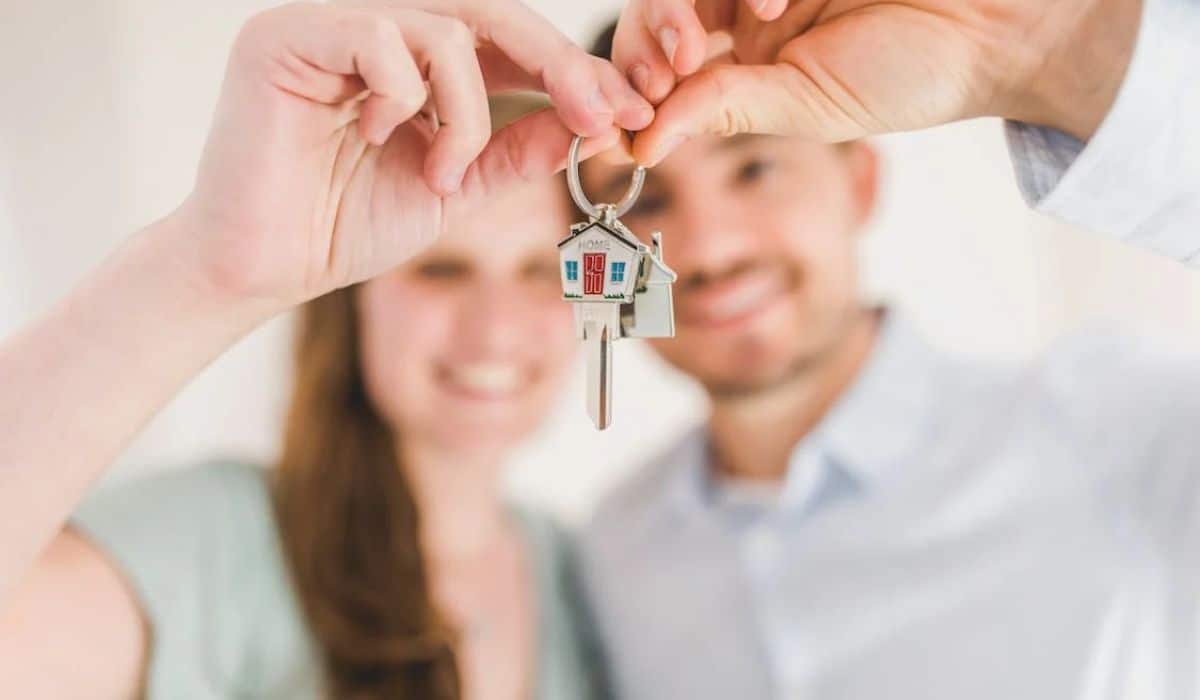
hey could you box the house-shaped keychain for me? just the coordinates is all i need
[558,213,677,341]
[558,211,677,429]
[559,136,677,429]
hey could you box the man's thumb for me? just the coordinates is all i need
[631,62,862,166]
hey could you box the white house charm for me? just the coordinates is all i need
[560,136,678,430]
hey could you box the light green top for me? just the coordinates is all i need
[73,462,608,699]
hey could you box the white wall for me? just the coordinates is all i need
[2,1,1198,521]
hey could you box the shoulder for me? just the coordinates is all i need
[74,461,275,547]
[971,324,1200,486]
[1031,324,1200,430]
[70,461,284,633]
[72,460,280,596]
[80,460,271,507]
[72,462,318,695]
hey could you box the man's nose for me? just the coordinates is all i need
[669,192,760,275]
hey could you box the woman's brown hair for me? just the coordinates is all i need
[273,93,553,699]
[273,284,460,699]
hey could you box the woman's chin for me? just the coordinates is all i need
[423,405,539,452]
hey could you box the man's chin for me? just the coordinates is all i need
[668,331,847,400]
[700,364,809,399]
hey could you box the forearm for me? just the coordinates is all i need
[1006,0,1200,261]
[1010,0,1143,144]
[0,214,278,599]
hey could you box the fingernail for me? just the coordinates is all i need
[658,27,680,68]
[756,0,770,13]
[439,169,464,195]
[588,88,613,117]
[628,63,651,95]
[635,102,655,128]
[371,125,392,147]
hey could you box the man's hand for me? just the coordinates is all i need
[178,0,652,309]
[613,0,1142,165]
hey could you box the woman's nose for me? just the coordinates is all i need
[452,281,535,355]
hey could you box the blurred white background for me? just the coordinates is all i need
[2,1,1198,521]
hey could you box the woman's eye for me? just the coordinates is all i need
[523,259,562,284]
[735,158,775,185]
[413,260,470,280]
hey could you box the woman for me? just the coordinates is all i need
[0,2,653,697]
[2,93,599,700]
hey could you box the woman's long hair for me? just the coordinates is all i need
[273,287,461,699]
[272,93,554,699]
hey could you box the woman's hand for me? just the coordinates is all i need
[611,0,1141,165]
[0,0,654,608]
[177,0,652,309]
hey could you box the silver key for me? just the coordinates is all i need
[559,136,677,430]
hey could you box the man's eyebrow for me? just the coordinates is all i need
[711,133,766,152]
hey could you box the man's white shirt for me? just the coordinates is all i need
[1007,0,1200,263]
[579,313,1200,699]
[577,1,1200,697]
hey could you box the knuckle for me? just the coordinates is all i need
[463,120,491,153]
[588,54,620,81]
[233,4,312,69]
[705,66,748,136]
[504,128,532,181]
[398,82,429,112]
[355,13,400,49]
[554,53,596,95]
[235,5,287,50]
[438,18,477,51]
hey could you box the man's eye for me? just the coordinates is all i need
[414,260,470,280]
[628,195,668,218]
[735,158,775,185]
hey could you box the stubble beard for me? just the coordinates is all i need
[702,304,870,402]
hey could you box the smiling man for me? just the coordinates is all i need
[574,19,1200,700]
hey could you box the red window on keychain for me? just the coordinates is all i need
[583,253,606,295]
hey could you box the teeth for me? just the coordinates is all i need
[701,272,784,322]
[445,363,523,395]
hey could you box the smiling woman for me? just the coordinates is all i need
[276,124,580,696]
[1,90,603,700]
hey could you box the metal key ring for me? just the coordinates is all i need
[567,135,645,220]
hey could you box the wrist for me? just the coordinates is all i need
[1005,0,1142,141]
[150,204,296,321]
[134,210,288,331]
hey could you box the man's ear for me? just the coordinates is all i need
[843,141,880,233]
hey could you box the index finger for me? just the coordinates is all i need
[396,0,653,135]
[746,0,789,22]
[460,109,620,201]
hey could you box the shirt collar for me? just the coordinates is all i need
[813,309,946,486]
[663,310,946,518]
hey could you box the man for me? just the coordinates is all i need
[607,0,1198,261]
[575,10,1200,700]
[0,0,1194,647]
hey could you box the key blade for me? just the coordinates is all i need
[585,320,613,430]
